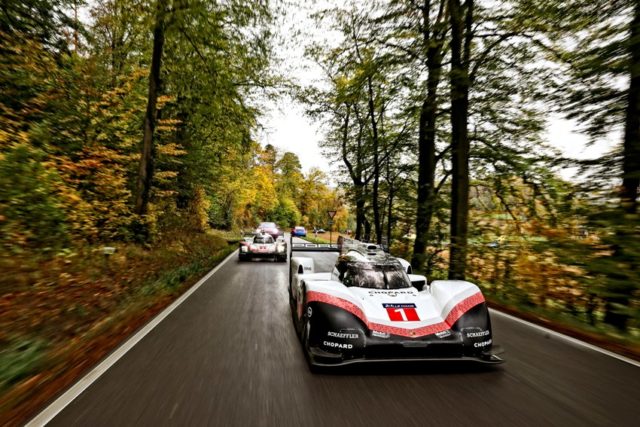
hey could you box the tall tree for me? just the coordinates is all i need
[411,0,448,271]
[134,0,167,215]
[447,0,473,279]
[518,0,640,329]
[623,0,640,214]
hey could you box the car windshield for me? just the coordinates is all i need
[342,262,411,290]
[254,235,274,244]
[295,227,304,230]
[259,222,276,229]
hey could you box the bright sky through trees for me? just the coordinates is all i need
[260,1,614,179]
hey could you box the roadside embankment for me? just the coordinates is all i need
[0,230,237,426]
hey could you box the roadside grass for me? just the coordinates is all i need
[0,229,238,426]
[302,235,330,244]
[0,338,50,392]
[400,246,640,359]
[302,232,349,244]
[481,287,640,353]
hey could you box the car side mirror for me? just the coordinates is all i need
[408,274,427,291]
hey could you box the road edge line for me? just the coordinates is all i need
[489,308,640,368]
[25,249,239,427]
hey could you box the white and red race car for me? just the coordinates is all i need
[288,238,503,367]
[239,233,287,262]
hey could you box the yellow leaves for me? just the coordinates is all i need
[156,95,175,109]
[65,193,83,203]
[156,125,177,133]
[156,143,186,156]
[189,187,211,233]
[155,171,178,181]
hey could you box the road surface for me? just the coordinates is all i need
[36,238,639,426]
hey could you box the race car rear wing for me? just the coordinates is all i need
[290,242,341,253]
[290,235,388,254]
[289,234,340,254]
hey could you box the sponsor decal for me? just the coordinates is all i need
[435,330,451,338]
[307,306,313,318]
[466,330,490,338]
[473,339,492,348]
[368,290,415,296]
[304,266,312,271]
[382,303,420,322]
[372,330,390,338]
[323,341,353,349]
[327,331,359,339]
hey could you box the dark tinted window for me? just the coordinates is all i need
[341,262,410,289]
[254,236,274,244]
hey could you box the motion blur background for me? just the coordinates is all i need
[1,0,639,424]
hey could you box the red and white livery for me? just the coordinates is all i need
[289,238,503,368]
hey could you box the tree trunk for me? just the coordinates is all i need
[134,0,167,215]
[386,187,394,249]
[366,77,383,244]
[412,99,439,270]
[603,0,640,332]
[412,0,446,271]
[447,0,472,280]
[175,97,190,209]
[364,217,372,242]
[622,0,640,214]
[355,184,366,240]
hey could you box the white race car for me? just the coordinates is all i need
[289,237,503,367]
[239,233,287,262]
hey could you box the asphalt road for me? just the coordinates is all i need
[41,237,639,426]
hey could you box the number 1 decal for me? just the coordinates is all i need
[382,303,420,321]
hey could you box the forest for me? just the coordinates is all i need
[302,0,640,337]
[0,0,639,423]
[0,0,346,421]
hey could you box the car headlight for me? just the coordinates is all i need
[241,246,248,252]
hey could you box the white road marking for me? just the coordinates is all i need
[25,249,239,427]
[490,308,640,368]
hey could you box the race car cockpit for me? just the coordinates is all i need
[337,259,411,290]
[254,234,274,244]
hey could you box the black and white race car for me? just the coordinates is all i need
[239,233,287,262]
[289,238,503,367]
